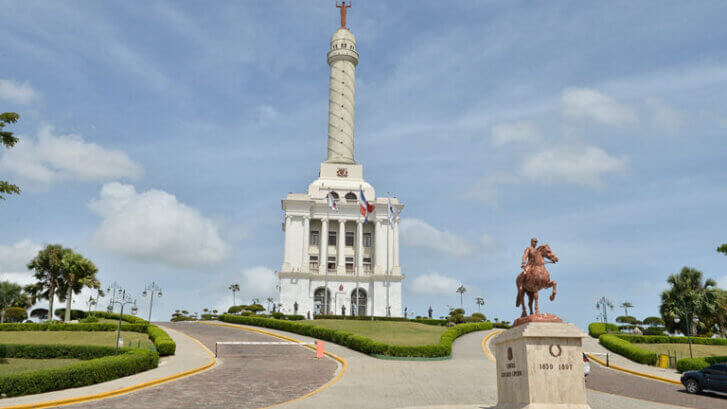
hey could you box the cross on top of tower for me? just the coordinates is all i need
[336,2,351,28]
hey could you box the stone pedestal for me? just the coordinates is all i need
[494,322,590,409]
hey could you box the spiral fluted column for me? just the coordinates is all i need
[326,28,358,164]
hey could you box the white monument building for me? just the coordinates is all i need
[278,6,404,318]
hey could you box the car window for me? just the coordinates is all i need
[707,364,727,372]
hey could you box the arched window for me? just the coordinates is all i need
[329,191,339,199]
[344,192,357,202]
[350,288,367,317]
[314,287,332,315]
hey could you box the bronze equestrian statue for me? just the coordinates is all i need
[516,238,559,317]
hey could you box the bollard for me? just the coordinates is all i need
[316,340,325,359]
[606,353,609,367]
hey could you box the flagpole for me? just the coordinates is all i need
[386,192,391,317]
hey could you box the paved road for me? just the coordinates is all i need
[71,322,338,409]
[585,359,727,409]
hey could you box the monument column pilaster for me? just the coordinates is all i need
[320,218,329,275]
[374,219,383,274]
[302,216,310,272]
[337,219,346,274]
[393,217,400,268]
[282,215,292,271]
[356,219,363,271]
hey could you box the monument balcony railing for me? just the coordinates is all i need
[362,265,372,274]
[309,262,319,271]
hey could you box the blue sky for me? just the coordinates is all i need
[1,1,726,327]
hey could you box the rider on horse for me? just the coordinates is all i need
[520,238,539,291]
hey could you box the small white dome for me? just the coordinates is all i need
[331,28,356,43]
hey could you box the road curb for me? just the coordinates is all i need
[0,328,216,409]
[481,330,503,362]
[585,353,682,386]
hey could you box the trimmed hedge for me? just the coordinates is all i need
[410,319,447,326]
[219,314,492,357]
[0,348,158,397]
[493,323,511,329]
[588,322,620,338]
[148,325,176,356]
[0,343,119,360]
[314,315,411,322]
[676,355,727,373]
[599,334,657,365]
[616,334,727,346]
[0,323,148,333]
[93,311,149,324]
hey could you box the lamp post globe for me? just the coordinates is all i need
[107,305,113,313]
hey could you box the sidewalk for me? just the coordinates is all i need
[582,336,682,382]
[0,324,215,409]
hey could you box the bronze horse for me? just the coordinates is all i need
[516,244,558,317]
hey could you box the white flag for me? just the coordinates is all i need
[388,197,400,225]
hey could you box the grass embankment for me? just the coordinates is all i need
[637,343,727,359]
[301,320,446,346]
[0,358,80,376]
[0,331,153,349]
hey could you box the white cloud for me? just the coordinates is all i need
[465,172,521,208]
[0,79,37,104]
[519,145,627,188]
[399,218,500,257]
[0,239,42,273]
[490,121,540,147]
[88,182,231,269]
[410,272,461,296]
[239,266,278,300]
[0,126,143,187]
[646,98,682,131]
[561,88,638,126]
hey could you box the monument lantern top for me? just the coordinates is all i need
[336,1,351,28]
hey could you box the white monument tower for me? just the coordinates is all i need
[278,3,404,318]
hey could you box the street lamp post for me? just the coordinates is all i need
[674,315,699,359]
[142,282,163,323]
[106,282,122,313]
[107,289,137,354]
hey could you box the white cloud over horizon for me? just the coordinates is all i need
[399,218,500,258]
[519,145,627,188]
[410,272,461,296]
[561,88,638,126]
[0,126,143,187]
[0,79,37,104]
[88,182,231,269]
[490,121,540,147]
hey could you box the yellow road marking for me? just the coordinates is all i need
[0,327,216,409]
[481,330,503,362]
[585,353,682,385]
[200,321,347,409]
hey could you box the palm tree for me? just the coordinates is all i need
[252,298,260,306]
[456,285,467,308]
[620,301,634,317]
[228,284,240,306]
[596,297,614,325]
[58,251,100,322]
[660,267,717,336]
[0,281,24,323]
[26,244,66,321]
[475,297,485,313]
[266,297,274,312]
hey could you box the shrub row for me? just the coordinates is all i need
[588,322,620,338]
[410,319,447,326]
[0,348,158,397]
[0,323,148,333]
[93,311,149,324]
[148,325,176,356]
[0,343,118,360]
[493,323,511,329]
[219,314,492,357]
[314,315,411,322]
[616,334,727,346]
[676,355,727,373]
[599,334,657,365]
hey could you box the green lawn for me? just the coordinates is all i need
[0,358,80,376]
[638,343,727,359]
[0,331,153,349]
[301,320,447,346]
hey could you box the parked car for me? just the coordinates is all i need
[583,353,590,376]
[681,363,727,394]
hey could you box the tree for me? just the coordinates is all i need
[717,244,727,256]
[3,307,27,323]
[596,297,614,325]
[266,297,274,312]
[228,284,240,306]
[620,301,634,316]
[642,316,665,327]
[475,297,485,313]
[456,285,466,308]
[660,267,717,336]
[57,251,100,322]
[252,298,260,305]
[0,281,25,323]
[0,112,21,201]
[25,245,67,321]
